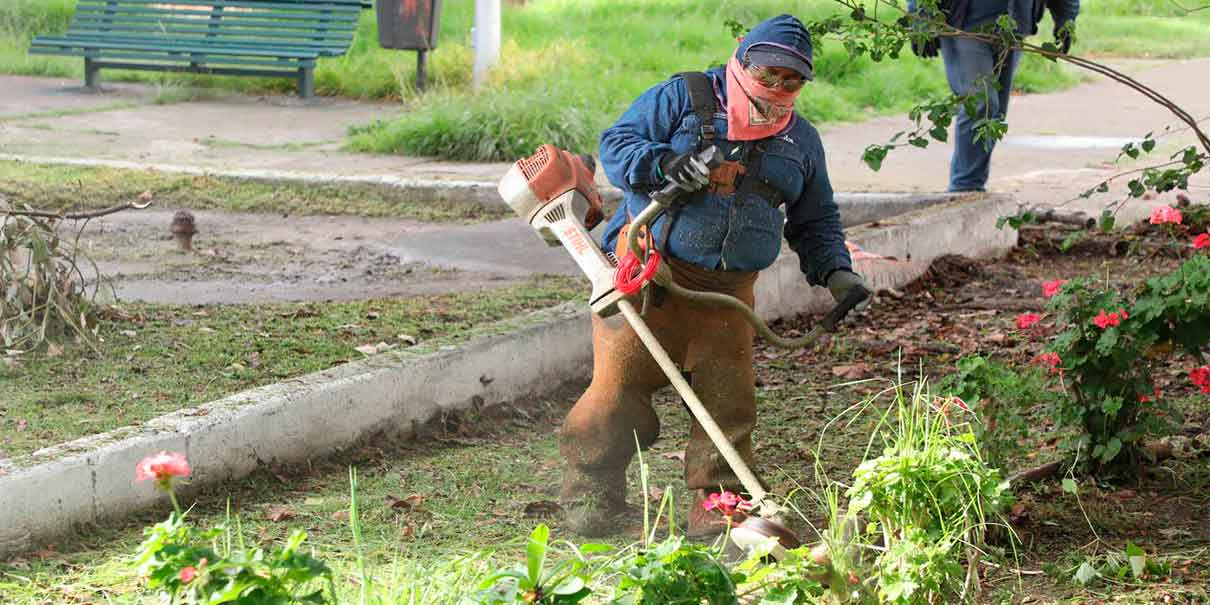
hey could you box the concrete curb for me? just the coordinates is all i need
[0,153,962,215]
[0,192,1017,558]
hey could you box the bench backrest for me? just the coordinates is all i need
[66,0,365,56]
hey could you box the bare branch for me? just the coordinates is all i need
[0,200,152,220]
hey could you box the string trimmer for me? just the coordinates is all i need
[496,144,869,560]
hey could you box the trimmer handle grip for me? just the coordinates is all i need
[820,285,870,332]
[653,145,725,201]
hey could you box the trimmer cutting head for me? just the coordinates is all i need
[730,515,802,559]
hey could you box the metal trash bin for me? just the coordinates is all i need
[375,0,442,89]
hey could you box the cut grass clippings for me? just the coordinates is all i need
[0,160,508,222]
[0,276,581,459]
[6,1,1210,161]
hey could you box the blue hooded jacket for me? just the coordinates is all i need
[597,14,851,286]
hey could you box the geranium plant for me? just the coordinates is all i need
[131,451,335,605]
[1043,246,1210,471]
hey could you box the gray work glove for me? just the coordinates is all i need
[826,269,871,313]
[658,151,711,192]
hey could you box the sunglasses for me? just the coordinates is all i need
[746,65,807,92]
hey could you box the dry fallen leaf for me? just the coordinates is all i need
[330,510,350,521]
[15,419,28,432]
[648,487,665,503]
[248,352,261,369]
[387,494,425,512]
[660,450,686,463]
[46,343,63,358]
[831,363,872,380]
[138,190,154,202]
[523,500,563,517]
[355,342,394,356]
[265,505,296,522]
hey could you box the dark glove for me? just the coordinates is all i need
[657,151,711,192]
[1054,20,1075,54]
[826,270,871,313]
[911,37,940,59]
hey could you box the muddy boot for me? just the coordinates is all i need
[559,466,631,538]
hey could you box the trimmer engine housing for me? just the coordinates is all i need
[498,144,625,316]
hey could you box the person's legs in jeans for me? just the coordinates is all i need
[940,37,1022,192]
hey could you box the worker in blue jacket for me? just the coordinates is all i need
[909,0,1080,191]
[558,14,866,538]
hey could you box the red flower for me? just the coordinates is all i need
[1139,386,1162,403]
[1191,366,1210,388]
[1093,310,1126,329]
[180,566,198,584]
[135,451,191,483]
[1034,352,1063,374]
[1042,279,1066,298]
[1015,313,1042,330]
[1149,205,1183,225]
[702,490,753,516]
[1195,233,1210,250]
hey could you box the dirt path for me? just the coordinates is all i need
[74,209,545,304]
[9,58,1210,304]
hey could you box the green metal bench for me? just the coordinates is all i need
[29,0,370,98]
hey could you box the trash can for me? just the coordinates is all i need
[375,0,442,89]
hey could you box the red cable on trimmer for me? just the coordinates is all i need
[613,250,661,296]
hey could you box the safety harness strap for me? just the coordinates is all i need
[674,71,717,144]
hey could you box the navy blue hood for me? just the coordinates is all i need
[735,14,814,80]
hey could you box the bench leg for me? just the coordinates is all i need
[298,68,315,99]
[84,58,101,91]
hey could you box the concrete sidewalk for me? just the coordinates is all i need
[2,59,1208,203]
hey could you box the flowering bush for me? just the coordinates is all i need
[1043,252,1210,470]
[131,452,335,605]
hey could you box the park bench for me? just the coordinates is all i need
[29,0,371,98]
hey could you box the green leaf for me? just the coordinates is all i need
[1125,543,1147,579]
[1098,210,1115,233]
[862,145,889,171]
[1128,179,1146,198]
[1141,138,1156,153]
[1074,561,1098,585]
[929,125,949,142]
[1062,478,1078,494]
[1101,437,1122,463]
[527,524,550,585]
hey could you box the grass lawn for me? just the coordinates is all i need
[0,276,580,460]
[0,161,509,221]
[4,1,1209,161]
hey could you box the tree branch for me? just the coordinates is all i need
[0,200,152,220]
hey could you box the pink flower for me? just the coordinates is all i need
[180,566,197,584]
[702,490,753,516]
[932,395,971,416]
[1042,279,1066,298]
[1015,313,1042,330]
[1034,352,1063,374]
[1194,233,1210,250]
[1149,205,1183,225]
[135,451,191,483]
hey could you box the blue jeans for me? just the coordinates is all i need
[940,37,1021,192]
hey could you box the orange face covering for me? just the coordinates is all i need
[724,55,801,141]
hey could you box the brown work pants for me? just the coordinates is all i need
[559,256,759,504]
